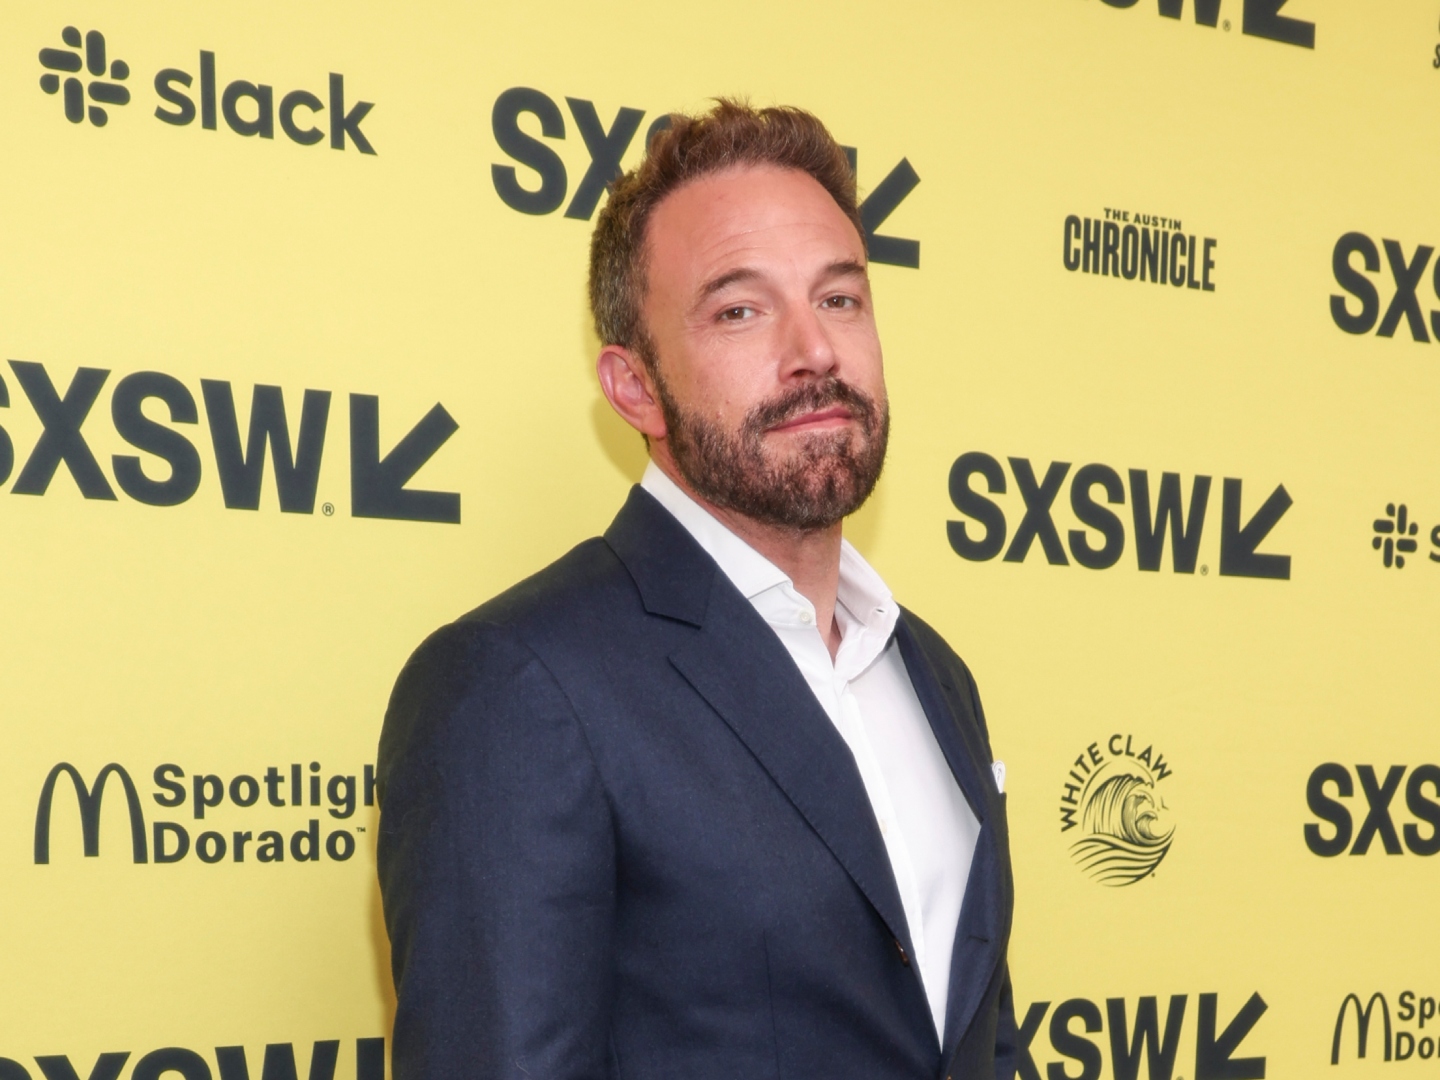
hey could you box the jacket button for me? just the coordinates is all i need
[893,938,910,966]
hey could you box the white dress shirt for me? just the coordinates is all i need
[641,463,980,1038]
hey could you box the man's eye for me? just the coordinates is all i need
[822,295,857,309]
[718,306,753,321]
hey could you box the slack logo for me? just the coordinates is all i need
[155,52,374,153]
[1369,501,1440,570]
[38,27,131,127]
[35,27,376,154]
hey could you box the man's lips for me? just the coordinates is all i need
[765,405,854,434]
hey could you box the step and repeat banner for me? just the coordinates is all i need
[3,0,1434,1075]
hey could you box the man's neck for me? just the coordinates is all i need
[652,455,844,658]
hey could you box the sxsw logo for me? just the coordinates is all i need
[947,452,1293,580]
[1330,233,1440,344]
[37,27,375,152]
[0,359,459,522]
[0,1040,383,1080]
[490,87,922,268]
[1304,764,1440,857]
[34,760,377,866]
[1018,992,1268,1080]
[1332,991,1440,1065]
[1092,0,1316,49]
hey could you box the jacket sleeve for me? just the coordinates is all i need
[376,620,617,1080]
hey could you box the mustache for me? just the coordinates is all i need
[744,378,881,435]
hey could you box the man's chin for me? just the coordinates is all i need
[758,430,864,469]
[764,421,861,444]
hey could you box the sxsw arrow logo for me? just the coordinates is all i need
[1218,479,1290,579]
[0,359,460,523]
[1018,991,1268,1080]
[490,87,923,268]
[1197,992,1268,1079]
[350,396,459,523]
[947,452,1293,579]
[842,147,921,268]
[1101,0,1316,49]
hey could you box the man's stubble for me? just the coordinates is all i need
[649,352,890,532]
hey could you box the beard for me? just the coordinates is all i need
[652,368,889,532]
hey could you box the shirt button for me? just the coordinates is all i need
[798,610,814,625]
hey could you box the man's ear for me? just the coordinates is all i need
[597,345,668,440]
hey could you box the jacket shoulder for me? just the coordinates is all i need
[456,536,635,633]
[383,535,637,733]
[377,537,632,804]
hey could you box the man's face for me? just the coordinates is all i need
[639,164,888,531]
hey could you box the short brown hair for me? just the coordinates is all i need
[588,99,862,362]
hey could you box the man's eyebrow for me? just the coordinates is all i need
[819,258,869,283]
[697,266,762,301]
[696,259,868,305]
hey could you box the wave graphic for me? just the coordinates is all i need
[1070,773,1173,886]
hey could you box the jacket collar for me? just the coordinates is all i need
[603,485,717,628]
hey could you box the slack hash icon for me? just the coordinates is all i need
[1373,502,1420,569]
[39,27,130,127]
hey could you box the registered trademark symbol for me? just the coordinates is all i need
[1201,565,1209,575]
[1222,19,1230,30]
[322,502,335,516]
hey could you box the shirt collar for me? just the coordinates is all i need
[640,461,900,651]
[642,462,788,600]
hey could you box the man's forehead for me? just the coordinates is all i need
[646,164,864,269]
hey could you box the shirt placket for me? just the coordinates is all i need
[832,677,929,988]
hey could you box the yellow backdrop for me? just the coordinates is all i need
[4,0,1434,1076]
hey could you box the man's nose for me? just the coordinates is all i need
[777,303,840,381]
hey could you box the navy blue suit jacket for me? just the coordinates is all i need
[377,487,1016,1080]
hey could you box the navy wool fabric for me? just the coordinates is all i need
[377,486,1017,1080]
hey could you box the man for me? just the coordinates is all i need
[377,100,1015,1080]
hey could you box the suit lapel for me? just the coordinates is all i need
[893,615,1011,1060]
[668,580,915,955]
[605,487,915,956]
